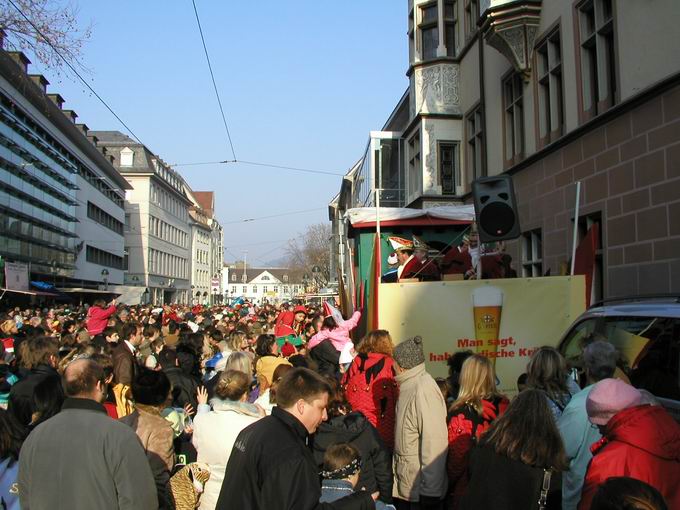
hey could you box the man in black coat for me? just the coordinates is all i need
[216,368,375,510]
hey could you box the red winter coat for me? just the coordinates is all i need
[578,404,680,510]
[274,311,303,338]
[86,304,117,336]
[447,396,509,509]
[342,352,398,450]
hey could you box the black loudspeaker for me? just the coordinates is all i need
[472,175,521,243]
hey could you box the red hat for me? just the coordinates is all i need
[293,305,307,315]
[281,342,296,357]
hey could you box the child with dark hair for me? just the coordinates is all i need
[313,378,393,505]
[320,443,394,510]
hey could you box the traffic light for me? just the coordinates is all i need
[472,175,521,243]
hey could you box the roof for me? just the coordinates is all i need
[193,191,214,216]
[229,267,304,284]
[90,130,139,145]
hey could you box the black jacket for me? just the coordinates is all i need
[312,412,393,503]
[460,445,560,510]
[216,406,374,510]
[309,340,341,378]
[162,367,198,411]
[8,364,59,426]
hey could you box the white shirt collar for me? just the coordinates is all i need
[124,339,136,353]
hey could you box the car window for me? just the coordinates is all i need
[562,319,597,362]
[561,316,680,401]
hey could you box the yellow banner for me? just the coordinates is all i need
[378,276,586,396]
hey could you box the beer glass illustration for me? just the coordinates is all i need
[471,286,503,359]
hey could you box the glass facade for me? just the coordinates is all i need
[355,133,404,208]
[0,91,83,274]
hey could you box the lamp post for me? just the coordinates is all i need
[101,269,109,291]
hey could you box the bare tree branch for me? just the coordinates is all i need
[0,0,92,76]
[285,223,332,288]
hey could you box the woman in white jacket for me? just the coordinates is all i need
[192,370,265,510]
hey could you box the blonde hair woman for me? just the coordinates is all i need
[446,354,508,509]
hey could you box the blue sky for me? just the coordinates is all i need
[35,1,408,264]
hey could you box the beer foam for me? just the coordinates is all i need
[471,286,503,307]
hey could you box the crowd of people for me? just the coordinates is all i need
[0,299,678,510]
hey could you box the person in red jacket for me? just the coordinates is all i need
[447,354,508,509]
[274,305,307,338]
[86,298,118,336]
[342,330,398,450]
[579,379,680,510]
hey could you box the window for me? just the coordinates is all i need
[273,286,278,293]
[231,274,236,282]
[283,286,289,293]
[263,286,268,293]
[252,285,257,293]
[408,131,421,197]
[536,28,564,145]
[465,105,484,186]
[231,286,236,294]
[419,2,439,60]
[464,0,479,40]
[242,286,247,294]
[577,0,616,118]
[502,73,524,164]
[87,201,124,235]
[444,1,457,56]
[86,244,123,269]
[283,274,288,282]
[439,142,459,194]
[124,213,131,232]
[261,275,270,280]
[120,147,134,167]
[575,212,603,304]
[522,230,543,277]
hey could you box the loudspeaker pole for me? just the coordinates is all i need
[570,181,582,276]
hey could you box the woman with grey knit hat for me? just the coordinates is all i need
[392,336,448,510]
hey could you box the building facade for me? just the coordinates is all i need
[93,131,192,305]
[331,0,680,298]
[186,189,212,304]
[0,45,130,292]
[192,191,224,305]
[225,266,305,304]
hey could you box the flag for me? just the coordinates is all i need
[573,223,599,307]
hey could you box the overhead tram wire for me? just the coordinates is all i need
[191,0,237,161]
[7,0,144,146]
[221,207,326,225]
[170,159,345,177]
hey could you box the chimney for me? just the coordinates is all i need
[100,146,108,156]
[61,109,77,123]
[75,123,89,137]
[7,51,31,73]
[87,134,99,146]
[28,74,49,93]
[47,93,65,109]
[108,155,115,165]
